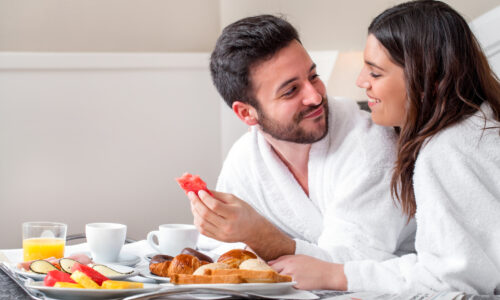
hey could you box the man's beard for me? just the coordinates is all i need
[257,97,329,144]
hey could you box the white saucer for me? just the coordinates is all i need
[84,252,141,267]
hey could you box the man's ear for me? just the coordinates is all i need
[232,101,259,126]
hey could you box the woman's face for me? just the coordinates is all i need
[356,34,407,127]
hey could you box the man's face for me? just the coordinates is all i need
[250,40,329,144]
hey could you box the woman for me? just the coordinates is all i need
[270,0,500,294]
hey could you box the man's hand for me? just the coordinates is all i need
[188,190,262,243]
[269,255,347,290]
[188,190,295,260]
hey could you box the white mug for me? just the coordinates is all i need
[147,224,199,255]
[85,223,126,262]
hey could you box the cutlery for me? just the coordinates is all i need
[123,287,273,299]
[0,262,46,300]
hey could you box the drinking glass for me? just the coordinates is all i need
[22,222,67,261]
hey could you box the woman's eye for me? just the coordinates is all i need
[370,72,381,78]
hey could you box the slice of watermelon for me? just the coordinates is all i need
[44,270,76,287]
[176,173,213,196]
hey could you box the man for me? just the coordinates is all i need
[187,15,415,262]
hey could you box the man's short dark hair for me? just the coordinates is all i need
[210,15,300,108]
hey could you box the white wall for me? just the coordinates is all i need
[471,5,500,77]
[0,53,222,248]
[0,0,498,52]
[0,0,221,52]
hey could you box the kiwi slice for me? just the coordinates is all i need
[29,260,58,274]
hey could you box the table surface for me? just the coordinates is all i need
[3,268,500,300]
[0,266,353,300]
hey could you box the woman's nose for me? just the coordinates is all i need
[356,70,370,89]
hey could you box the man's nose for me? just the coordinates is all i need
[302,82,323,106]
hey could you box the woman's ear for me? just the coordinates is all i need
[232,101,259,126]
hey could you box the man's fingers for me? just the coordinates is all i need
[268,255,291,265]
[269,260,285,273]
[209,190,237,204]
[192,206,219,237]
[190,192,226,227]
[198,190,232,217]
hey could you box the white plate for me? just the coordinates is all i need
[162,281,297,295]
[25,280,161,300]
[10,262,139,281]
[11,263,46,281]
[137,265,170,282]
[83,251,141,267]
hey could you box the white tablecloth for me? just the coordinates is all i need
[0,240,319,299]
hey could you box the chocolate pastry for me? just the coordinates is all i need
[181,247,213,263]
[150,254,174,265]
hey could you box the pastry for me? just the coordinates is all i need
[193,262,231,275]
[150,254,174,265]
[208,269,292,283]
[216,249,257,268]
[181,247,214,263]
[239,258,274,271]
[149,260,171,277]
[171,274,244,284]
[167,254,201,276]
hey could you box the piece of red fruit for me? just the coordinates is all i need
[176,173,213,196]
[70,263,109,286]
[44,270,76,287]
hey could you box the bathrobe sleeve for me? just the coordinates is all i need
[344,124,500,294]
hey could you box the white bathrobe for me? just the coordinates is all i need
[209,98,415,262]
[345,104,500,294]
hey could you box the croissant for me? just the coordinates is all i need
[149,260,171,277]
[167,254,201,276]
[217,249,257,268]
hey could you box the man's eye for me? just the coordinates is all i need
[310,73,320,80]
[370,72,381,78]
[283,87,297,97]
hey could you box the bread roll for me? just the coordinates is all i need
[171,274,244,284]
[193,262,231,275]
[239,259,274,271]
[208,269,292,283]
[217,249,257,268]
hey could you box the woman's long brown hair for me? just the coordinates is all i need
[369,0,500,218]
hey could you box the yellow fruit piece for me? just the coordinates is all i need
[53,282,84,289]
[101,280,144,289]
[70,270,100,289]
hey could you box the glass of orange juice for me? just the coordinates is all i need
[22,222,67,261]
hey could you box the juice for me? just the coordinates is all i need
[23,238,65,261]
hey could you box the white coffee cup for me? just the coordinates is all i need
[147,224,199,255]
[85,223,126,262]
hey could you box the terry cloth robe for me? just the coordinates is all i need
[207,98,416,262]
[345,103,500,294]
